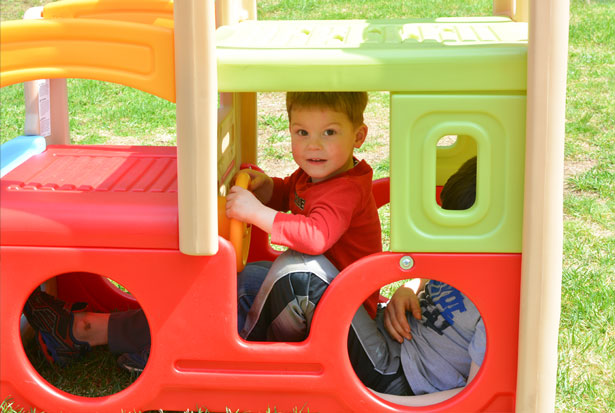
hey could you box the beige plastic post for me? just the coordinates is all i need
[493,0,528,22]
[516,0,569,411]
[24,80,47,136]
[174,0,219,255]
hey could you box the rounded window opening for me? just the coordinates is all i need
[21,273,150,398]
[348,277,485,406]
[436,135,477,211]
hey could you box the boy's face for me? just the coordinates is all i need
[289,106,367,183]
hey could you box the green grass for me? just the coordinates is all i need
[1,80,176,146]
[22,339,138,398]
[556,1,615,411]
[0,84,26,144]
[257,0,492,20]
[67,81,176,145]
[2,0,615,412]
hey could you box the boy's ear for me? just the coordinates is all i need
[353,124,368,148]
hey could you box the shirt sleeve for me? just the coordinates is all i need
[468,318,486,367]
[270,180,361,255]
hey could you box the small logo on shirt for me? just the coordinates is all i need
[420,281,467,335]
[294,192,305,210]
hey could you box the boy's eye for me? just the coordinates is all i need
[296,129,308,136]
[323,129,336,136]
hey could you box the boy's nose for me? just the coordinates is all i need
[306,137,323,149]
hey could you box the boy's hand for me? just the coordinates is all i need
[226,185,276,234]
[233,169,274,205]
[383,284,422,343]
[226,186,261,222]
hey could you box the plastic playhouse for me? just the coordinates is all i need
[0,0,569,412]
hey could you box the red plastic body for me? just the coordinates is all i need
[1,146,520,412]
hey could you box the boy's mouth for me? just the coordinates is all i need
[307,158,326,163]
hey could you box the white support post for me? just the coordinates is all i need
[516,0,569,411]
[174,0,219,255]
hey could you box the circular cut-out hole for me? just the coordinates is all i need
[21,273,150,397]
[348,277,486,406]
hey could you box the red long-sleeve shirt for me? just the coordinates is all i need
[267,159,382,316]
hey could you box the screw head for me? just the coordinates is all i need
[399,255,414,270]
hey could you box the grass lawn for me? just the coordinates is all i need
[1,0,614,412]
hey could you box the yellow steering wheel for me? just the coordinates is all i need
[229,171,251,272]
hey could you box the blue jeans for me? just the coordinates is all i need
[237,261,272,332]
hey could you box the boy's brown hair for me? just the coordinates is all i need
[440,156,477,211]
[286,92,368,127]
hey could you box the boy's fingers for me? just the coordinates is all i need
[396,318,412,341]
[226,187,244,211]
[385,304,412,342]
[229,185,246,195]
[383,313,403,343]
[393,318,411,342]
[409,298,422,320]
[394,302,411,334]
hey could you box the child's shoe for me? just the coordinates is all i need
[117,347,149,373]
[23,289,90,366]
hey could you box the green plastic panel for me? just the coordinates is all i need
[390,94,526,253]
[216,17,527,92]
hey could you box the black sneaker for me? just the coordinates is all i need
[23,289,90,366]
[117,347,149,373]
